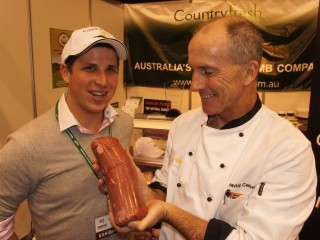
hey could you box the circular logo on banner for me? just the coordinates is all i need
[58,33,69,47]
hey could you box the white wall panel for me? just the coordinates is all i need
[0,0,33,147]
[30,0,91,116]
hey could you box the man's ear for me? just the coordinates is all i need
[244,60,259,86]
[60,64,71,84]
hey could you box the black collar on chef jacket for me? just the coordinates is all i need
[208,95,262,130]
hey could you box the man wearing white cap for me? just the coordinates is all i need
[0,26,133,240]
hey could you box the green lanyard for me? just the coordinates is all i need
[55,101,112,179]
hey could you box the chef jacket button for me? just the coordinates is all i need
[220,163,225,168]
[207,196,213,202]
[177,183,182,187]
[239,132,244,137]
[188,152,193,156]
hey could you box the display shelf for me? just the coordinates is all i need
[133,118,172,130]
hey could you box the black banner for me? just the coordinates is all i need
[308,0,320,207]
[300,3,320,239]
[124,1,319,90]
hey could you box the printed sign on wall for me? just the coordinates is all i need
[50,28,72,89]
[144,99,171,114]
[124,0,319,91]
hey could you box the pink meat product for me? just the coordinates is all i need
[91,137,148,227]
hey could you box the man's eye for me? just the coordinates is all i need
[85,65,97,71]
[202,69,214,75]
[107,67,118,73]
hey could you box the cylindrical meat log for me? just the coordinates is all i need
[91,137,148,227]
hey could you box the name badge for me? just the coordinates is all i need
[95,215,116,240]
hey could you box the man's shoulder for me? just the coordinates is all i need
[175,107,203,123]
[170,107,204,131]
[12,107,57,139]
[258,105,309,142]
[24,107,56,129]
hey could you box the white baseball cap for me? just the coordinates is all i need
[61,26,128,63]
[133,137,165,159]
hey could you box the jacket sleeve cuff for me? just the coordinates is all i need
[204,218,234,240]
[0,214,15,240]
[148,181,167,194]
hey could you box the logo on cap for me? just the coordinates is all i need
[98,31,112,39]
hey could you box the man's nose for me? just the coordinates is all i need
[95,72,109,86]
[190,71,205,92]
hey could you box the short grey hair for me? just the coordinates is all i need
[193,17,263,65]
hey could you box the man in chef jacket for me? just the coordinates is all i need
[101,16,317,240]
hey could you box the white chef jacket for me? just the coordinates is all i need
[152,105,317,240]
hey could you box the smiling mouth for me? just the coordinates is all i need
[90,91,106,97]
[201,93,216,99]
